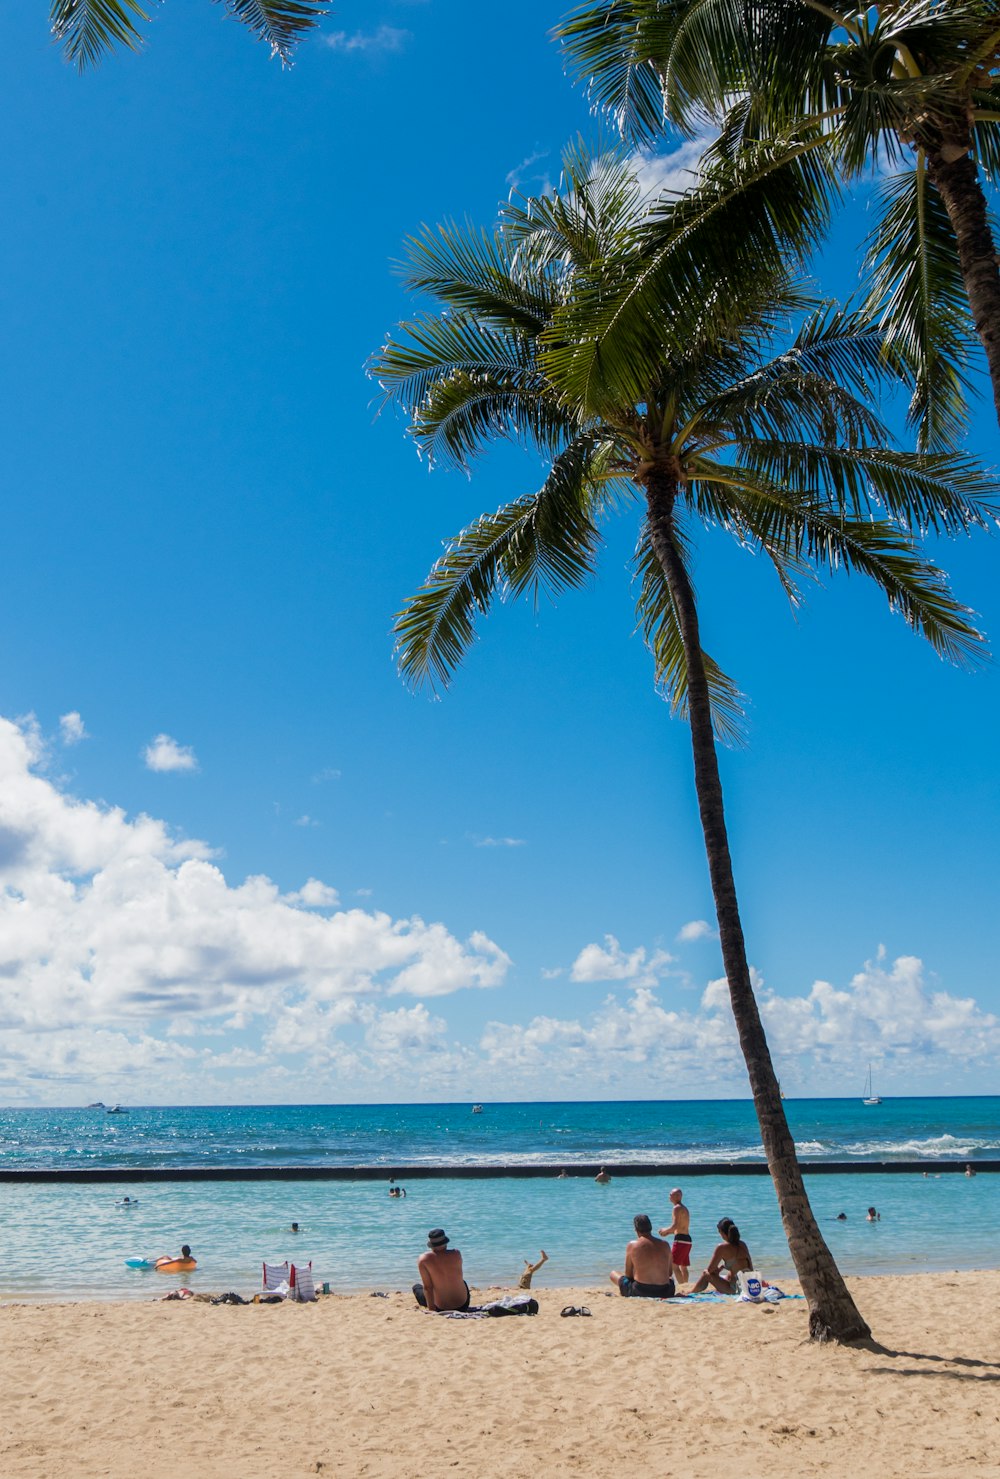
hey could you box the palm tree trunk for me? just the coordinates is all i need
[924,131,1000,432]
[645,467,870,1343]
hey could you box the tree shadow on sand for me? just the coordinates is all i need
[850,1339,1000,1382]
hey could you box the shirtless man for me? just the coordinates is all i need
[413,1228,470,1312]
[658,1187,692,1287]
[610,1214,675,1298]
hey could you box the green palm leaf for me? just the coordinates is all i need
[50,0,149,69]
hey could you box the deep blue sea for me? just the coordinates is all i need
[1,1098,997,1301]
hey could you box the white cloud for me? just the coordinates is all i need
[677,919,715,943]
[506,149,551,192]
[0,715,511,1099]
[283,878,339,909]
[311,767,341,783]
[294,814,319,828]
[143,734,198,773]
[474,836,526,848]
[477,947,1000,1095]
[323,25,410,53]
[632,125,719,201]
[570,934,675,988]
[59,712,88,746]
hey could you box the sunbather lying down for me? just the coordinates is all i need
[519,1250,548,1289]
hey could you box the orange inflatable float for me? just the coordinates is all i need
[155,1246,197,1273]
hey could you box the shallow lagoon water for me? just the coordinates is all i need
[1,1168,996,1302]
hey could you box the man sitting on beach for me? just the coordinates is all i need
[658,1187,692,1287]
[413,1228,470,1312]
[610,1214,675,1298]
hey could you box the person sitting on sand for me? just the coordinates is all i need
[594,1167,611,1184]
[519,1250,548,1289]
[610,1214,675,1298]
[414,1228,470,1312]
[685,1220,751,1295]
[866,1207,880,1222]
[658,1187,692,1287]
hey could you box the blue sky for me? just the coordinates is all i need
[1,1,998,1105]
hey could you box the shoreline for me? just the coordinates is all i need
[3,1270,998,1477]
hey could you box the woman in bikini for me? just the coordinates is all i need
[685,1218,752,1294]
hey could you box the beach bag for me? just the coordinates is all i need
[737,1271,763,1302]
[486,1296,539,1316]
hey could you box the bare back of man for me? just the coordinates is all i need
[414,1230,470,1311]
[610,1215,675,1298]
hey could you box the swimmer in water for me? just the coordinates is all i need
[119,1196,139,1208]
[866,1207,880,1222]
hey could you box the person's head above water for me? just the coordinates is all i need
[633,1214,652,1237]
[181,1245,192,1258]
[291,1222,299,1232]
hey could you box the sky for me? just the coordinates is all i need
[0,1,998,1106]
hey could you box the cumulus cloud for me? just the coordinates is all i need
[323,25,410,53]
[632,124,719,201]
[0,716,510,1099]
[478,947,1000,1095]
[59,712,88,746]
[570,934,675,988]
[144,734,198,773]
[677,919,715,943]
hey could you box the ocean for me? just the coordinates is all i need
[1,1098,997,1301]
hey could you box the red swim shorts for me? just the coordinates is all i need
[672,1236,692,1268]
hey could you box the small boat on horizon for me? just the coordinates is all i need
[86,1101,105,1109]
[862,1064,882,1106]
[471,1104,483,1114]
[106,1104,129,1114]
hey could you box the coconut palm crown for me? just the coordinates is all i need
[372,143,997,1342]
[560,1,1000,448]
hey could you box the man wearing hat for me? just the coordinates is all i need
[414,1228,471,1311]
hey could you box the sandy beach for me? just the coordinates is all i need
[2,1270,998,1478]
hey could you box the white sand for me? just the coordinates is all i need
[2,1271,999,1477]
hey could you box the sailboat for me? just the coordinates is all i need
[862,1064,882,1105]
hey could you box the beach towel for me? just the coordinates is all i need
[263,1260,290,1295]
[291,1262,316,1303]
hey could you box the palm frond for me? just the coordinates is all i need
[50,0,149,69]
[694,466,989,666]
[633,525,747,745]
[394,440,614,689]
[863,163,975,451]
[213,0,327,65]
[543,130,839,412]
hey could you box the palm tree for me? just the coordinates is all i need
[559,1,1000,445]
[50,0,327,69]
[371,143,997,1341]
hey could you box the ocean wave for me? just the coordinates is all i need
[843,1134,989,1158]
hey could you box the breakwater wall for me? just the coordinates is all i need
[1,1159,997,1183]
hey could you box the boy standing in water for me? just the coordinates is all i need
[658,1187,692,1287]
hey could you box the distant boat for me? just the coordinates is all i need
[862,1065,882,1106]
[471,1104,483,1114]
[106,1104,129,1114]
[86,1102,105,1109]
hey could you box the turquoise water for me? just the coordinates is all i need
[1,1096,997,1169]
[0,1099,996,1301]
